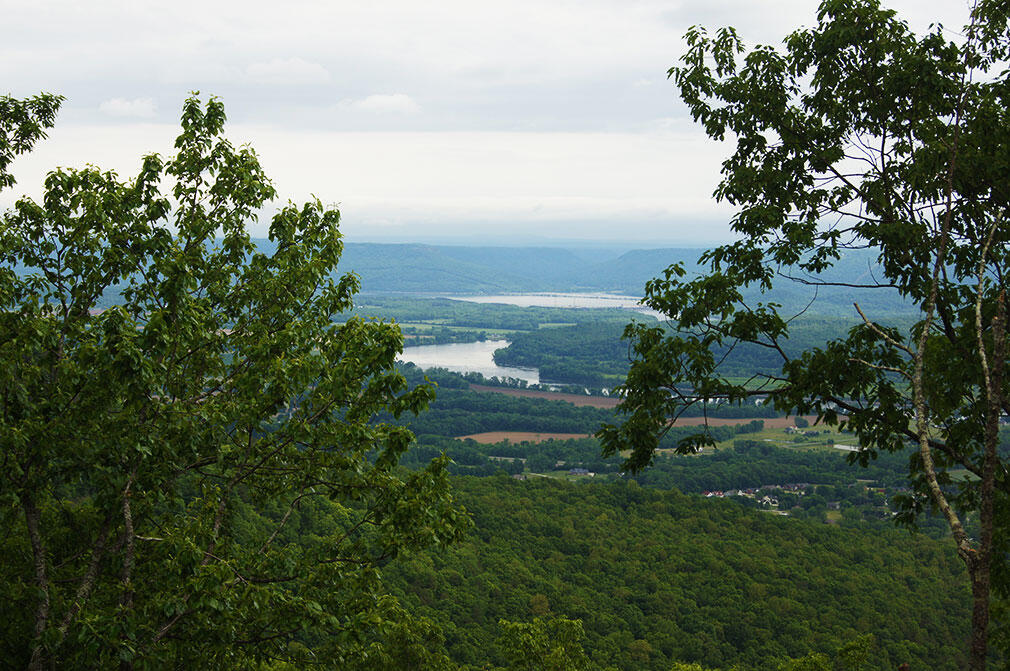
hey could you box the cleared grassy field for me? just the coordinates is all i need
[711,424,858,452]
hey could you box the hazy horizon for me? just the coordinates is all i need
[4,0,968,244]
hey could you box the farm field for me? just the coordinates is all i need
[457,417,827,445]
[468,383,620,407]
[710,424,857,452]
[458,431,592,443]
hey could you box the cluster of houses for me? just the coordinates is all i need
[702,483,813,500]
[701,483,825,511]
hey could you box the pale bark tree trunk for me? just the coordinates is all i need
[24,496,50,671]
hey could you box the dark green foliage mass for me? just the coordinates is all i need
[388,374,779,438]
[384,476,969,671]
[630,441,909,495]
[496,616,591,671]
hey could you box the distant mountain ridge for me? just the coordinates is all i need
[334,242,708,295]
[326,241,914,317]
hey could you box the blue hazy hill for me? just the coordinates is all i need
[332,242,913,317]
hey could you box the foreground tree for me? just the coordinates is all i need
[0,95,467,669]
[598,1,1009,668]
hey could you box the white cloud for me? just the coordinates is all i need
[244,57,330,85]
[98,97,157,118]
[343,94,421,115]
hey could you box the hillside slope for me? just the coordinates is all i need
[386,476,968,671]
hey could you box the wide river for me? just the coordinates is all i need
[397,293,663,382]
[445,292,661,318]
[398,339,539,384]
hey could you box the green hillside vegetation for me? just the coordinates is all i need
[384,476,969,670]
[393,367,780,438]
[392,365,973,537]
[403,427,952,534]
[342,296,641,346]
[403,388,619,436]
[491,317,915,387]
[492,322,641,386]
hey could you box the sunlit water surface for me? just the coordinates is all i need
[398,339,539,384]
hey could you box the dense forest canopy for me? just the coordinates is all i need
[385,476,970,670]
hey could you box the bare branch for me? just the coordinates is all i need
[853,303,912,355]
[848,357,911,380]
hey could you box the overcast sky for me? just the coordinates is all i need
[2,0,968,246]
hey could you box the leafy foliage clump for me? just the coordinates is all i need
[0,95,467,669]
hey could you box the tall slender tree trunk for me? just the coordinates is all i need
[969,564,991,671]
[24,495,49,671]
[969,289,1005,671]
